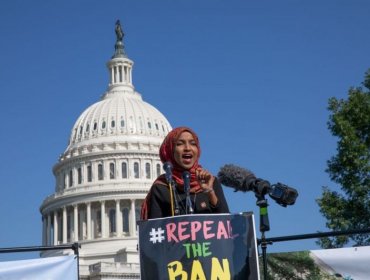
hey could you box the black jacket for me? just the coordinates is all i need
[147,178,229,219]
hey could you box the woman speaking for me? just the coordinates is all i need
[141,126,229,220]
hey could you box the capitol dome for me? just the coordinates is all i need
[67,92,170,152]
[40,21,171,279]
[62,38,171,161]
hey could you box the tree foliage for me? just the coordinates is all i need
[262,251,338,280]
[317,69,370,248]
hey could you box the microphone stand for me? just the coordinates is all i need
[256,193,272,280]
[185,184,194,214]
[170,180,180,216]
[183,171,193,215]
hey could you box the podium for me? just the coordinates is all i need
[137,213,260,280]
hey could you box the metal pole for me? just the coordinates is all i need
[258,228,370,244]
[72,243,81,280]
[0,244,77,254]
[256,195,271,280]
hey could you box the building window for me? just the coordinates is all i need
[110,163,115,179]
[156,163,161,178]
[94,122,97,130]
[78,167,82,184]
[139,117,143,130]
[134,162,140,179]
[111,120,115,128]
[102,121,106,129]
[63,173,66,189]
[120,119,125,127]
[109,209,116,234]
[122,208,129,233]
[145,163,151,179]
[69,170,73,187]
[98,164,104,180]
[122,162,127,178]
[147,122,152,129]
[87,165,92,182]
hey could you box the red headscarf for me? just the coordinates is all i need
[140,127,202,220]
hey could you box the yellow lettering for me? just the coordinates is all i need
[190,260,206,280]
[168,258,231,280]
[168,260,188,280]
[211,258,230,280]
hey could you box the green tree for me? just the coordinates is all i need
[262,251,338,280]
[317,69,370,248]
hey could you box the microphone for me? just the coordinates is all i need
[163,162,180,215]
[218,164,298,207]
[163,162,174,185]
[217,164,257,192]
[182,171,194,214]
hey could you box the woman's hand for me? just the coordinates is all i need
[196,168,215,193]
[196,168,218,206]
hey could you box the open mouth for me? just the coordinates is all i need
[182,154,193,164]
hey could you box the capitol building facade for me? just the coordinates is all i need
[39,22,171,279]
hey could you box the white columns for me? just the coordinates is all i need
[101,201,106,238]
[45,200,135,243]
[115,200,121,237]
[53,212,58,245]
[115,66,118,83]
[74,205,78,242]
[62,207,67,244]
[129,67,132,84]
[130,199,136,236]
[87,203,91,240]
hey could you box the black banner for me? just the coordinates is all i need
[137,213,259,280]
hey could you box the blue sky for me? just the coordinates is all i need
[0,0,369,261]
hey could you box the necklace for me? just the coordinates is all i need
[172,187,196,215]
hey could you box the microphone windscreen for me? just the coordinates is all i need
[163,162,173,183]
[163,162,173,172]
[218,164,256,192]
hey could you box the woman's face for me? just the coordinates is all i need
[173,131,199,170]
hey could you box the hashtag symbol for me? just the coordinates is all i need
[149,227,165,244]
